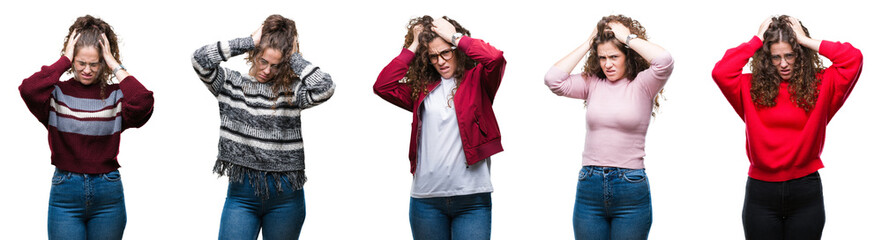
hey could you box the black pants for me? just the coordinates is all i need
[742,171,825,240]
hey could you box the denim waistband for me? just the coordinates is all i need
[582,165,644,176]
[55,168,119,176]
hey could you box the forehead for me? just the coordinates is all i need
[770,42,794,54]
[596,42,624,56]
[428,37,453,53]
[259,48,283,64]
[74,46,100,62]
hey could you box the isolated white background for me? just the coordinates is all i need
[1,0,879,239]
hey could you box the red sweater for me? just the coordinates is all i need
[374,36,506,173]
[19,56,154,174]
[712,36,862,182]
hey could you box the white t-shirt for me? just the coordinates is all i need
[411,77,493,198]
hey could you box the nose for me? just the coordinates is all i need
[83,67,92,74]
[604,60,613,68]
[779,60,789,68]
[261,67,272,75]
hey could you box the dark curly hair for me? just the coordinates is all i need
[246,14,300,103]
[582,14,663,117]
[62,15,120,99]
[402,15,477,101]
[750,15,824,112]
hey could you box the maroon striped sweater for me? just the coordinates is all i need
[20,56,154,174]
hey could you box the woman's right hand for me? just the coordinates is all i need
[64,29,79,60]
[407,24,423,53]
[587,25,598,44]
[756,17,773,41]
[252,24,263,46]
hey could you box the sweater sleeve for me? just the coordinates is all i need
[457,36,506,102]
[192,37,255,97]
[119,76,154,129]
[711,36,762,120]
[818,40,863,118]
[288,53,335,109]
[373,48,416,112]
[634,51,674,96]
[19,56,70,126]
[544,66,590,100]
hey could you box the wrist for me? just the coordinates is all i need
[451,32,463,45]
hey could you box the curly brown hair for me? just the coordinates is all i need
[582,14,663,116]
[750,15,824,112]
[246,14,300,103]
[402,15,477,101]
[62,15,120,99]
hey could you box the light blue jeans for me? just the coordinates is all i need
[573,166,652,240]
[409,192,492,240]
[48,168,126,240]
[218,174,305,240]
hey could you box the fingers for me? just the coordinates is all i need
[252,24,264,45]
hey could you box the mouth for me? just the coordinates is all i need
[779,68,791,76]
[80,73,94,79]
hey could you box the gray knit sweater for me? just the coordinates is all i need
[192,37,335,197]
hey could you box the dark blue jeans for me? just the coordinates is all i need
[218,174,306,240]
[573,166,652,240]
[742,171,825,240]
[409,192,492,240]
[48,168,126,240]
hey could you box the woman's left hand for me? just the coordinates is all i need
[787,17,807,40]
[99,33,119,69]
[607,21,631,43]
[431,18,457,44]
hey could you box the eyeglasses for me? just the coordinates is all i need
[428,47,456,64]
[255,58,281,71]
[770,53,796,64]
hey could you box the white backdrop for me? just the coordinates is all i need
[1,0,879,239]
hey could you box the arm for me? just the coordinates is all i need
[94,33,154,129]
[433,19,506,100]
[19,57,70,126]
[289,53,335,109]
[710,36,761,119]
[373,48,416,111]
[819,41,863,116]
[19,31,79,125]
[191,36,255,96]
[545,32,595,99]
[786,17,862,116]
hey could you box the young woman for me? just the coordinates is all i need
[19,15,154,239]
[374,15,506,240]
[712,16,862,240]
[191,14,335,239]
[544,15,673,240]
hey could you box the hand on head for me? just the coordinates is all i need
[607,21,631,42]
[757,17,773,41]
[787,16,806,39]
[99,33,119,69]
[64,29,80,60]
[252,24,263,46]
[431,17,456,44]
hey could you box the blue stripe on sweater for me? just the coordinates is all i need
[52,86,123,111]
[48,111,122,136]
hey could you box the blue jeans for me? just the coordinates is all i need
[409,192,492,240]
[742,171,825,240]
[218,174,306,240]
[48,168,126,240]
[573,166,652,240]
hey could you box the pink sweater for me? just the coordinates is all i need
[545,52,673,169]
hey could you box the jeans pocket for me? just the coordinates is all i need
[578,167,588,181]
[102,171,121,182]
[622,169,647,183]
[51,171,67,185]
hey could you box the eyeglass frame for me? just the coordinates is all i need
[770,52,797,65]
[428,46,457,64]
